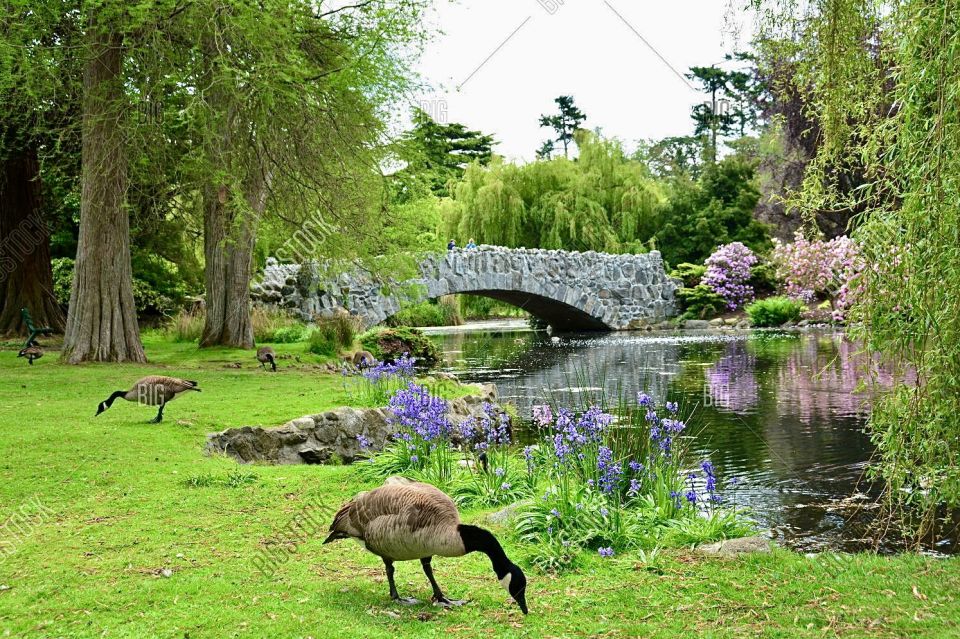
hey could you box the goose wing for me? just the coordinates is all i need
[339,481,463,561]
[136,376,200,393]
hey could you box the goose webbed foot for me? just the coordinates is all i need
[392,596,422,606]
[432,596,468,608]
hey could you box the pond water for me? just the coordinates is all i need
[426,322,952,554]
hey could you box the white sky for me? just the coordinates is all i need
[408,0,754,162]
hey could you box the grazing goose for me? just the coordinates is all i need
[324,477,528,614]
[256,346,277,372]
[95,376,200,423]
[17,346,43,365]
[352,350,375,368]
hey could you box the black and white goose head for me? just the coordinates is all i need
[498,563,528,615]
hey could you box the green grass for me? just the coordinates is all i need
[0,338,958,638]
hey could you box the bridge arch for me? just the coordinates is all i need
[252,247,680,331]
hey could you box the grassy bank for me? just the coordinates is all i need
[0,339,957,638]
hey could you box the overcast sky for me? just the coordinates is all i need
[408,0,754,161]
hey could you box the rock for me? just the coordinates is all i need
[797,319,810,327]
[206,390,509,466]
[698,536,773,556]
[737,320,751,329]
[485,500,532,526]
[709,317,725,327]
[724,317,739,326]
[683,319,711,329]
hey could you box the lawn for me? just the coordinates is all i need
[0,338,957,638]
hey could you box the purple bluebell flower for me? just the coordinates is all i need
[597,446,622,494]
[549,508,561,518]
[598,547,615,557]
[494,467,506,477]
[356,434,371,449]
[628,478,641,496]
[500,482,512,491]
[637,392,653,407]
[628,460,644,473]
[600,507,609,517]
[665,401,679,413]
[685,490,697,504]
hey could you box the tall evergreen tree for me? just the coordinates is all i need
[539,95,587,158]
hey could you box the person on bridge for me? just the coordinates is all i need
[466,238,477,249]
[447,239,457,250]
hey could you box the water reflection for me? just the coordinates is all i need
[431,327,921,552]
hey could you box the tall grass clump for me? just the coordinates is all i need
[306,315,359,356]
[251,306,305,342]
[166,308,205,342]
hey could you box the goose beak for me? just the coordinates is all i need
[515,593,528,615]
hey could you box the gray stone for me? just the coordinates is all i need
[709,317,725,327]
[698,536,774,556]
[206,391,507,466]
[683,319,711,329]
[250,247,679,331]
[485,500,532,526]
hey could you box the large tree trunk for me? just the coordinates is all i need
[199,165,269,349]
[62,24,145,363]
[0,142,66,335]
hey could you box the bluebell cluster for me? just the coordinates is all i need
[388,382,451,442]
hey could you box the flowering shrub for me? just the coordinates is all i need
[703,242,758,310]
[454,404,524,507]
[770,233,863,320]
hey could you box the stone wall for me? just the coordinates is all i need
[251,246,680,331]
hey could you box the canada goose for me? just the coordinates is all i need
[325,478,528,614]
[17,346,43,365]
[352,350,375,368]
[95,376,200,423]
[256,346,277,372]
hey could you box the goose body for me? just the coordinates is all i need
[96,376,200,423]
[352,350,375,368]
[325,478,528,613]
[256,346,277,372]
[17,346,43,365]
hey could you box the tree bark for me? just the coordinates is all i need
[0,142,66,335]
[199,164,269,349]
[62,24,145,363]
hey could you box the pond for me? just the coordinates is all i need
[425,322,952,554]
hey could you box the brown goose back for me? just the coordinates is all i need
[256,347,276,362]
[330,481,465,561]
[123,376,199,405]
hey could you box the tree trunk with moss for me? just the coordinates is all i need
[61,23,145,363]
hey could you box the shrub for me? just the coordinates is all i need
[306,315,358,357]
[252,306,306,342]
[269,325,310,343]
[749,260,781,296]
[360,326,439,366]
[677,284,726,320]
[770,233,862,320]
[670,262,706,288]
[53,256,186,317]
[387,296,463,327]
[703,242,758,310]
[745,296,805,327]
[343,353,418,406]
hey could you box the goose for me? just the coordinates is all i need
[324,477,528,614]
[95,376,200,423]
[17,346,43,365]
[352,350,376,368]
[256,346,277,372]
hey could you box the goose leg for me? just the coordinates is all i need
[421,557,466,607]
[384,559,419,605]
[148,404,165,424]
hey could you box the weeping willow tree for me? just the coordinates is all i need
[442,132,663,253]
[751,0,960,538]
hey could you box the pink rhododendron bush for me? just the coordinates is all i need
[771,233,864,321]
[703,242,758,310]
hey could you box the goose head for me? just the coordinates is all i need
[499,563,528,614]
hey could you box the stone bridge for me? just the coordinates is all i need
[252,246,679,331]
